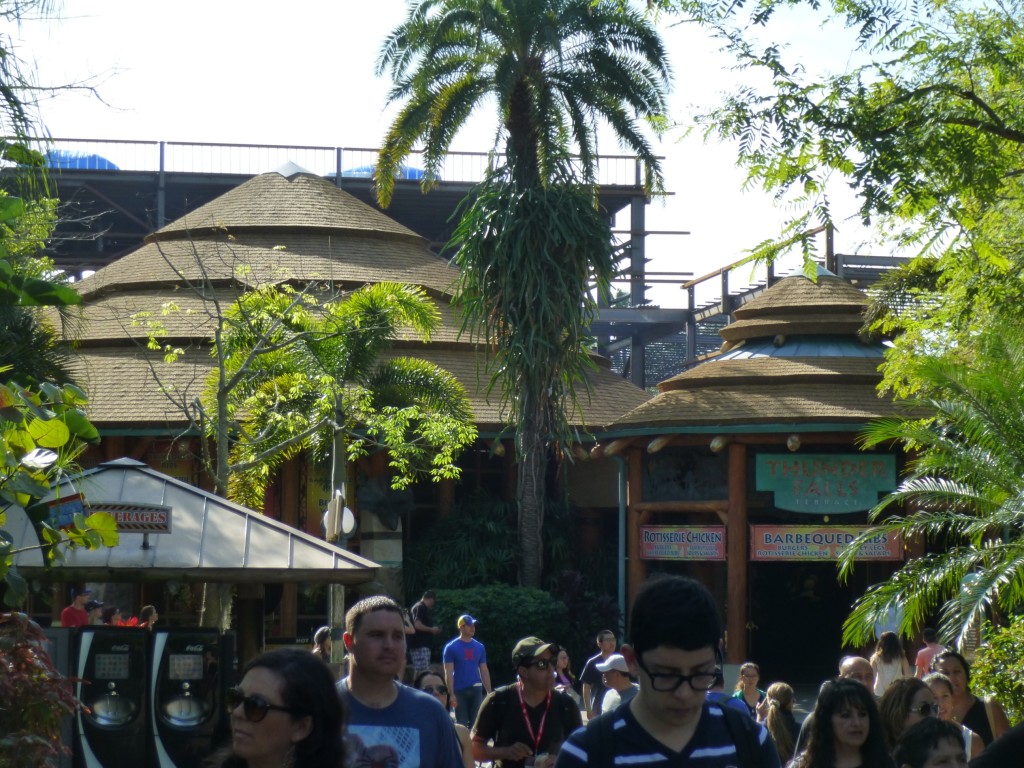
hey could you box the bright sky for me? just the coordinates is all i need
[13,0,875,307]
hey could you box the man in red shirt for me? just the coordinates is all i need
[60,587,92,627]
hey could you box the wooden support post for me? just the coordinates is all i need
[627,447,648,607]
[726,442,748,663]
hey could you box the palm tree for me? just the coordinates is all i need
[375,0,670,586]
[839,318,1024,649]
[209,281,476,511]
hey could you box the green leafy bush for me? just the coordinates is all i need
[432,584,569,686]
[971,617,1024,724]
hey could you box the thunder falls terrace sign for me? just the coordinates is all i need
[755,453,896,513]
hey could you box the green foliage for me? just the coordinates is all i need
[404,490,588,592]
[206,282,476,508]
[451,170,614,447]
[0,612,78,766]
[839,317,1024,647]
[432,584,569,685]
[655,0,1024,279]
[971,617,1024,725]
[0,379,117,606]
[375,0,670,206]
[403,490,620,674]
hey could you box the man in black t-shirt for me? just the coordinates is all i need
[472,636,582,768]
[409,589,441,674]
[579,629,617,717]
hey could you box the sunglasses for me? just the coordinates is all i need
[910,702,940,717]
[225,687,299,723]
[526,659,554,670]
[422,685,449,695]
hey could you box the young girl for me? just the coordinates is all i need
[790,678,895,768]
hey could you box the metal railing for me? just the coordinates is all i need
[27,138,650,187]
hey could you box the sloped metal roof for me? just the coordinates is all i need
[10,458,378,584]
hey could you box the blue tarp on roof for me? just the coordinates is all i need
[45,149,120,170]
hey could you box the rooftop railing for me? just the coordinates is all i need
[28,138,651,187]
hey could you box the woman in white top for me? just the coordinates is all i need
[871,631,912,696]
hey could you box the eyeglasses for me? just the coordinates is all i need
[910,702,940,717]
[422,685,448,695]
[635,656,722,692]
[225,687,299,723]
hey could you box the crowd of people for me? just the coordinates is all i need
[59,582,1021,767]
[59,587,159,629]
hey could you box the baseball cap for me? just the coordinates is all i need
[71,587,93,599]
[512,636,558,666]
[596,653,630,674]
[85,599,104,612]
[457,614,477,628]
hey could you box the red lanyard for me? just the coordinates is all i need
[517,681,552,751]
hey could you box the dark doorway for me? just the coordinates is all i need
[748,562,857,686]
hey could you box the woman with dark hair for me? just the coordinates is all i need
[790,678,895,768]
[878,677,938,749]
[933,650,1010,747]
[871,631,912,697]
[923,672,983,758]
[732,661,766,718]
[205,647,345,768]
[413,669,473,768]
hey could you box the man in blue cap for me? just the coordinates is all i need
[444,614,492,727]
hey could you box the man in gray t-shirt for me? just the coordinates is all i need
[338,595,462,768]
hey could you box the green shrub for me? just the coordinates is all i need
[971,617,1024,724]
[431,584,569,686]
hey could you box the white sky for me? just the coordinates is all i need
[12,0,878,307]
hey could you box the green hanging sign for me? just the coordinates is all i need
[755,454,896,514]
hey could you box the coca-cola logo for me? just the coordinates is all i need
[110,644,130,652]
[184,645,204,652]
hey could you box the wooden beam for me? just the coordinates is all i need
[726,442,748,664]
[632,500,728,514]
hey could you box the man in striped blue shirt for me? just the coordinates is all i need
[555,576,780,768]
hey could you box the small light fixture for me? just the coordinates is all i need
[786,434,801,452]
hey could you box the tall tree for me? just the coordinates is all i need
[376,0,670,586]
[839,315,1024,648]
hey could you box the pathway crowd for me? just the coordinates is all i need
[203,578,1023,768]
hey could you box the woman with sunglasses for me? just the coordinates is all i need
[790,678,894,768]
[878,677,940,749]
[923,672,984,759]
[206,647,344,768]
[414,670,474,768]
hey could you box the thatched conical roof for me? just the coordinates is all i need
[611,272,908,431]
[64,167,649,432]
